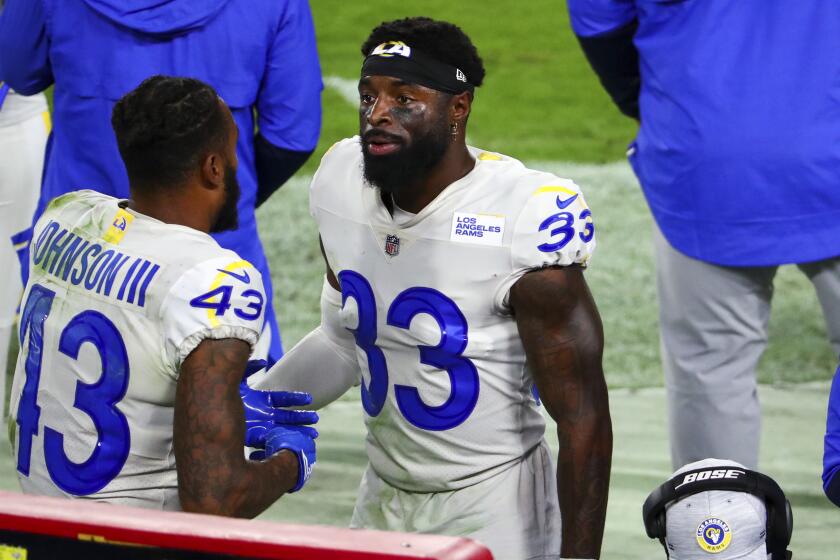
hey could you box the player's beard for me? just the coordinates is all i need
[210,165,240,233]
[362,117,450,196]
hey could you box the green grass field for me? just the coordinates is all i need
[2,0,839,557]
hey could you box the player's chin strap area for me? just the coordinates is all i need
[642,467,793,560]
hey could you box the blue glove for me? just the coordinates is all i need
[249,425,318,492]
[240,360,319,446]
[243,359,271,378]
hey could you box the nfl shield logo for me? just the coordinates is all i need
[384,234,400,256]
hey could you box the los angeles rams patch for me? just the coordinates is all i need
[696,517,732,553]
[450,212,504,246]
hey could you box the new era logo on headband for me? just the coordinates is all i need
[370,41,412,58]
[456,69,467,82]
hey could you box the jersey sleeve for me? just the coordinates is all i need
[567,0,638,37]
[494,178,597,312]
[0,0,53,95]
[160,257,267,377]
[255,0,322,152]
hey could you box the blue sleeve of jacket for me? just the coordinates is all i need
[825,365,840,507]
[256,0,322,152]
[567,0,637,37]
[568,0,640,119]
[0,0,53,94]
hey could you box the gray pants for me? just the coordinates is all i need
[653,226,840,470]
[350,439,561,560]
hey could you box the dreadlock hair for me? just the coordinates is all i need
[361,17,485,88]
[111,75,229,191]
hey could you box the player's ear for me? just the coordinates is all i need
[449,91,472,124]
[201,151,225,191]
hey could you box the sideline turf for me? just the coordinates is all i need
[2,384,835,558]
[255,383,836,559]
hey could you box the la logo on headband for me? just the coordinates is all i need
[370,41,412,58]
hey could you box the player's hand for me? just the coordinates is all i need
[240,360,319,445]
[249,425,318,492]
[241,384,319,444]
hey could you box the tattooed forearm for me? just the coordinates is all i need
[511,266,613,559]
[174,338,298,518]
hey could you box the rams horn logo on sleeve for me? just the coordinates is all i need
[103,208,135,244]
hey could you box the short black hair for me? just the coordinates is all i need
[111,75,229,189]
[361,17,485,87]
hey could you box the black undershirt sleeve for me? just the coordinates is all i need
[254,133,314,208]
[827,470,840,508]
[575,20,641,121]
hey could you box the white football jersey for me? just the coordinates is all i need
[311,137,596,492]
[8,190,266,510]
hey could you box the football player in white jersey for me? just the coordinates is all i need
[8,76,317,516]
[256,17,612,560]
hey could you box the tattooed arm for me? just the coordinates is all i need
[510,265,612,559]
[174,337,300,518]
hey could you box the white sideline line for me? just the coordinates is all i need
[323,75,360,106]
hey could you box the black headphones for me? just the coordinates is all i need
[642,465,793,559]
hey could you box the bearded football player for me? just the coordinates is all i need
[9,76,317,516]
[258,17,612,560]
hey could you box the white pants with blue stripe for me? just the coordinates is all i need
[0,104,49,417]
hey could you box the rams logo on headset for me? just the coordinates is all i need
[696,517,732,553]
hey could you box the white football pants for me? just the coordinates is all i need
[0,108,49,416]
